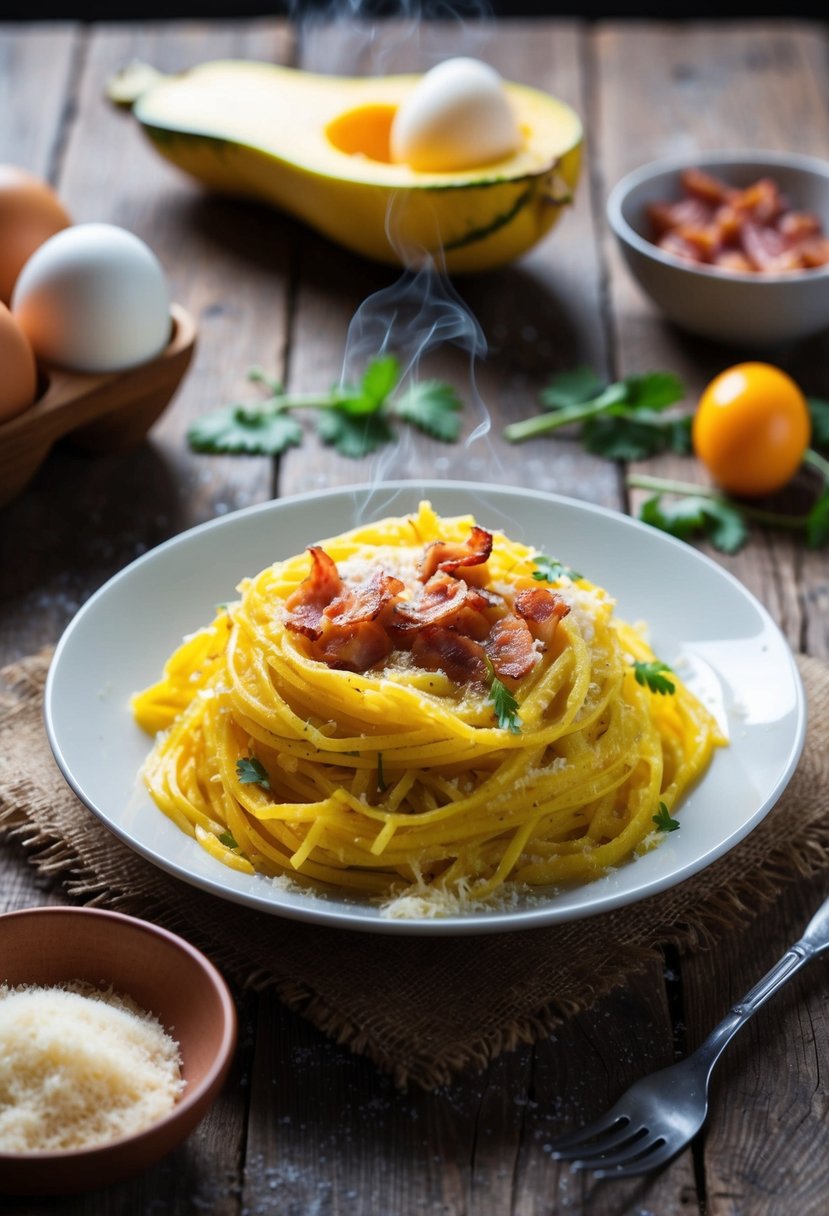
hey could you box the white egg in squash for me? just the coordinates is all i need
[390,58,522,173]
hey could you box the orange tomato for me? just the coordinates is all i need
[692,363,811,497]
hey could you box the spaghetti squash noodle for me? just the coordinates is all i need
[132,502,724,913]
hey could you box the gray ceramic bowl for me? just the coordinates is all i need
[606,149,829,346]
[0,906,237,1195]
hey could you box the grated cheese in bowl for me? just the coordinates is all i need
[0,982,184,1153]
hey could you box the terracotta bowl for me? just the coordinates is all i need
[606,149,829,346]
[0,906,237,1196]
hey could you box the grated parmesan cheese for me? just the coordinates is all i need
[0,983,184,1153]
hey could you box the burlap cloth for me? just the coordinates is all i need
[1,651,827,1089]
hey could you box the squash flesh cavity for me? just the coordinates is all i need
[133,60,582,271]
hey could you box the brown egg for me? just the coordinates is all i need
[0,301,38,422]
[0,166,71,305]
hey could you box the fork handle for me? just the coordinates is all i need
[696,939,815,1080]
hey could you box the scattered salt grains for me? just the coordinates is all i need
[0,982,184,1153]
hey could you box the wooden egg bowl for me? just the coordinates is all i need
[0,303,196,508]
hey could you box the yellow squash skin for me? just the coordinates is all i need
[130,61,583,273]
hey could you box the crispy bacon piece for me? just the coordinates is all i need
[515,587,570,648]
[410,626,487,685]
[485,614,537,680]
[285,547,343,639]
[324,569,404,627]
[419,526,493,583]
[392,572,492,635]
[315,620,392,673]
[680,167,731,207]
[648,169,826,275]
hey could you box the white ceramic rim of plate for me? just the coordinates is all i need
[45,480,806,936]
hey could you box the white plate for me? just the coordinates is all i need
[45,481,806,936]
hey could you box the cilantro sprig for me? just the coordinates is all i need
[236,756,271,790]
[652,801,680,833]
[188,356,464,460]
[630,446,829,555]
[503,368,689,459]
[633,660,676,696]
[532,555,582,583]
[485,658,521,733]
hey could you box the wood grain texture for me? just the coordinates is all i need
[2,17,829,1216]
[593,20,829,1213]
[0,20,293,664]
[594,20,829,646]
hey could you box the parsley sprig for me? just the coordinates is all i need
[188,356,464,460]
[532,555,582,583]
[633,660,676,696]
[652,801,680,833]
[630,442,829,555]
[503,368,689,459]
[236,756,271,790]
[485,658,521,733]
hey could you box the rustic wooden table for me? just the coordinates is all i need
[2,15,829,1215]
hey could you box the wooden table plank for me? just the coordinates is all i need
[2,18,828,1216]
[594,20,829,643]
[593,19,829,1209]
[0,19,294,665]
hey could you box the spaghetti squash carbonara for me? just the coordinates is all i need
[132,502,724,913]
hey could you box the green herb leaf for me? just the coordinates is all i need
[584,412,692,461]
[614,371,685,413]
[236,757,271,789]
[532,555,582,582]
[633,660,676,695]
[484,658,521,733]
[506,367,687,446]
[806,485,829,548]
[218,829,239,849]
[639,494,749,554]
[315,409,395,458]
[188,404,303,456]
[652,801,680,833]
[360,355,400,406]
[188,354,460,461]
[807,397,829,450]
[540,366,606,411]
[391,380,464,441]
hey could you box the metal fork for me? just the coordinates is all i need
[550,890,829,1179]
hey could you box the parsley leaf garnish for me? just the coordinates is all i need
[532,555,582,583]
[315,408,394,458]
[485,658,521,733]
[236,757,271,789]
[504,369,686,450]
[652,801,680,833]
[633,660,676,695]
[639,492,749,554]
[189,404,304,456]
[187,356,463,460]
[218,829,239,849]
[807,397,829,449]
[390,380,464,441]
[584,412,693,461]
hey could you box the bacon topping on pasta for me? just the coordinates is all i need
[285,525,569,680]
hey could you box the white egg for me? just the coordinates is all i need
[11,222,170,373]
[390,58,521,173]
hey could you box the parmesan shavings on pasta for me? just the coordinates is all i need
[0,983,184,1152]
